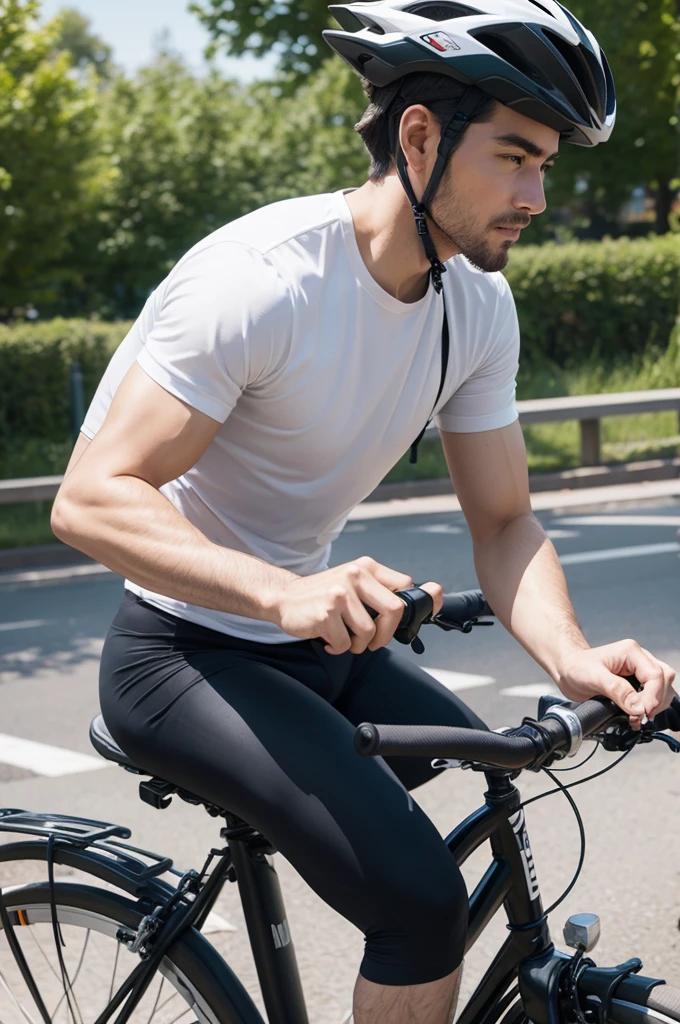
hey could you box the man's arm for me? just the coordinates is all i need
[440,422,675,721]
[52,361,430,655]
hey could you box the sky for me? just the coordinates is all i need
[39,0,279,81]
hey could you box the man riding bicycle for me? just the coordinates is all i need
[52,2,677,1022]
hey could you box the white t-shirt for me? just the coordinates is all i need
[82,189,520,642]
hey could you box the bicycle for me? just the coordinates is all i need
[1,589,679,1024]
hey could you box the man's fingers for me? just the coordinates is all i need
[601,671,648,717]
[358,577,407,649]
[355,556,413,593]
[418,581,444,617]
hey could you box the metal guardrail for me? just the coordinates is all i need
[2,389,680,506]
[425,388,680,467]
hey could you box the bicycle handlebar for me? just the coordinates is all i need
[354,696,622,770]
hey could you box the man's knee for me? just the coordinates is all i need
[361,860,468,987]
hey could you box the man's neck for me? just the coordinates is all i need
[344,175,457,304]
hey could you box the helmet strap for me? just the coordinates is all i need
[396,87,490,293]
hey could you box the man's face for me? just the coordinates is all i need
[429,103,560,273]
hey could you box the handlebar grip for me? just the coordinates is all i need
[438,590,494,625]
[653,693,680,732]
[354,722,537,769]
[571,696,623,737]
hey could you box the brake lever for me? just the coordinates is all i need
[431,613,495,635]
[651,731,680,753]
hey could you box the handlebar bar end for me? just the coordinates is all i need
[354,723,379,757]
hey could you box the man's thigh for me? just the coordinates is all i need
[334,646,488,790]
[101,630,465,949]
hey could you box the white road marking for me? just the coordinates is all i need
[408,524,462,534]
[202,911,237,934]
[0,564,114,586]
[0,619,55,632]
[349,478,680,520]
[500,683,560,698]
[545,529,580,539]
[555,515,680,528]
[424,668,495,692]
[0,733,109,777]
[560,542,679,565]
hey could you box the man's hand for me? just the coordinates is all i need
[272,556,443,655]
[557,640,677,728]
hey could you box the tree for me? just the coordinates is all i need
[526,0,680,240]
[0,0,103,316]
[51,7,116,80]
[73,52,269,316]
[190,0,680,237]
[189,0,332,76]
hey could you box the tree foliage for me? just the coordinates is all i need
[0,0,103,314]
[189,0,332,76]
[189,0,680,235]
[525,0,680,241]
[51,6,116,79]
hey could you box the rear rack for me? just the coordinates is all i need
[0,809,178,883]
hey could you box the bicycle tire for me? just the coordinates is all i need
[0,881,264,1024]
[609,985,680,1024]
[500,984,680,1024]
[499,998,531,1024]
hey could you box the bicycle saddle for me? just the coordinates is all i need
[89,713,147,773]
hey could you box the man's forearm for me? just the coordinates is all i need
[52,473,296,621]
[473,513,589,683]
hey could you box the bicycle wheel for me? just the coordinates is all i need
[0,881,263,1024]
[610,985,680,1024]
[499,999,530,1024]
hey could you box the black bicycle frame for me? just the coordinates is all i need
[220,768,556,1024]
[448,770,553,1024]
[0,777,559,1024]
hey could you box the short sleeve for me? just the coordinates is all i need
[136,242,291,423]
[435,276,520,434]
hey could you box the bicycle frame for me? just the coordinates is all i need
[0,769,657,1024]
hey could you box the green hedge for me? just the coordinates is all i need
[1,233,679,478]
[505,233,680,370]
[0,319,130,476]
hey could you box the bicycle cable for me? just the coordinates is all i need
[517,741,639,917]
[550,739,601,772]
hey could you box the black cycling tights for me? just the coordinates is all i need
[100,590,487,987]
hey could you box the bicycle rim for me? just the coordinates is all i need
[0,882,240,1024]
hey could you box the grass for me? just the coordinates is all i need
[0,502,59,550]
[2,350,680,550]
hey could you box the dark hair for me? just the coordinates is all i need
[356,72,498,181]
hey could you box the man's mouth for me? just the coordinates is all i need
[495,226,521,241]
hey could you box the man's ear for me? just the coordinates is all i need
[398,105,441,199]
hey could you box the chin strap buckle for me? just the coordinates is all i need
[413,203,428,236]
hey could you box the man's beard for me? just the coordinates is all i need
[430,179,513,274]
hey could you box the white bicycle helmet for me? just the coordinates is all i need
[324,0,615,147]
[323,0,616,290]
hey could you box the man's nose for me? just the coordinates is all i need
[515,172,547,217]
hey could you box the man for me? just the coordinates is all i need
[52,2,676,1022]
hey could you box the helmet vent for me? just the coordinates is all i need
[329,6,385,33]
[542,30,599,112]
[403,3,482,19]
[472,30,551,88]
[526,0,556,17]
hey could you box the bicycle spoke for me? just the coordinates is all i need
[165,1006,194,1024]
[109,941,121,1005]
[144,977,166,1024]
[26,925,63,986]
[153,987,184,1017]
[0,967,41,1024]
[50,929,90,1024]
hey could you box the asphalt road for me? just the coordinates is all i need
[1,499,679,1022]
